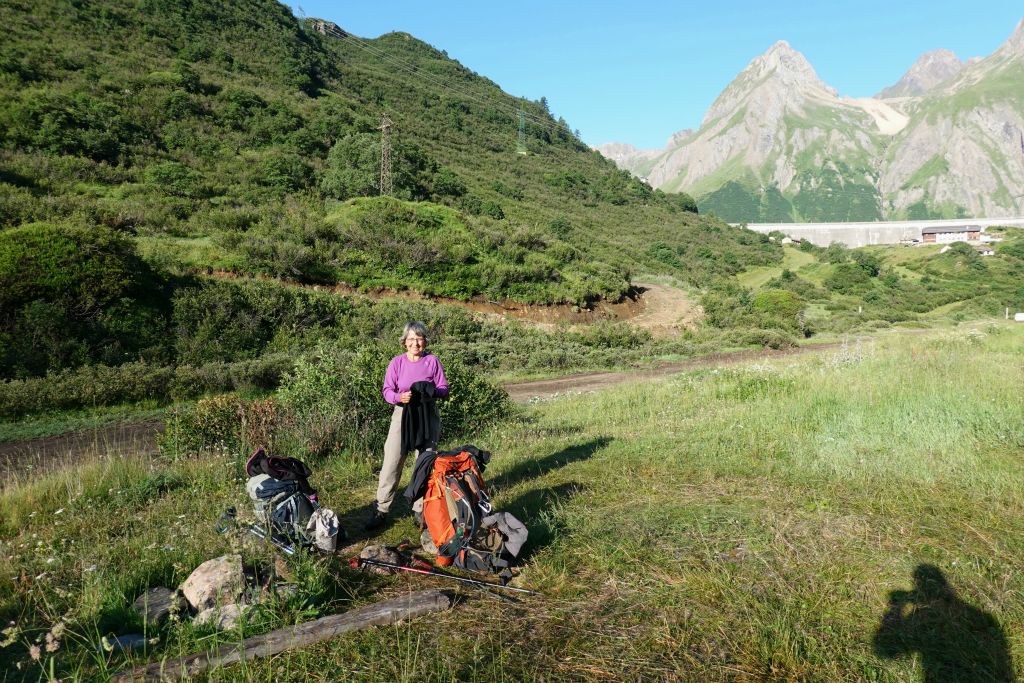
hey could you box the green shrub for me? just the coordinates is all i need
[0,354,294,419]
[257,150,311,193]
[432,167,466,198]
[825,262,872,293]
[824,242,850,264]
[0,223,158,318]
[568,322,651,349]
[0,361,174,418]
[998,239,1024,260]
[144,161,206,198]
[752,289,804,320]
[158,395,245,457]
[2,92,141,162]
[724,328,796,350]
[0,223,169,377]
[480,200,504,220]
[275,341,511,459]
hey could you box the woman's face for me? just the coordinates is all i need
[404,333,425,357]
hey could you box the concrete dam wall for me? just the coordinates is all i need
[742,217,1024,248]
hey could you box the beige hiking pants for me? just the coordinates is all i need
[374,406,426,515]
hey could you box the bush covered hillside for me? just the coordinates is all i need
[714,228,1024,342]
[0,0,779,293]
[0,0,786,391]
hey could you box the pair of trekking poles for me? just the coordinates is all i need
[218,507,536,598]
[349,553,537,599]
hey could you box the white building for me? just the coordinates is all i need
[921,225,982,244]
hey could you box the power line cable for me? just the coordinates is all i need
[329,27,559,130]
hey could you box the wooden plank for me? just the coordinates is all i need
[113,590,453,682]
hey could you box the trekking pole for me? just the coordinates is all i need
[405,556,520,603]
[348,557,537,595]
[248,523,297,555]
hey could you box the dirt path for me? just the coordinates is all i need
[211,272,701,333]
[0,419,164,481]
[628,282,703,337]
[504,342,840,402]
[0,341,847,480]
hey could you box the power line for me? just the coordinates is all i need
[517,106,527,155]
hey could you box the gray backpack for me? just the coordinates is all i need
[246,474,317,544]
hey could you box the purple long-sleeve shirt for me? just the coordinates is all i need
[382,353,449,405]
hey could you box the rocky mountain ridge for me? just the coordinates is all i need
[603,19,1024,222]
[875,49,963,98]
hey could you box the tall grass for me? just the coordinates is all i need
[2,324,1023,680]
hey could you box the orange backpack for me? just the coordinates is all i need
[422,448,493,568]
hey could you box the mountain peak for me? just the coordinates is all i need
[764,39,795,56]
[876,49,963,98]
[752,40,819,84]
[702,40,830,126]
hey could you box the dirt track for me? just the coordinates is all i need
[504,342,839,402]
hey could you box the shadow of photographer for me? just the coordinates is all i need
[873,563,1015,682]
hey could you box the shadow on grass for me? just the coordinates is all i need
[874,563,1015,682]
[502,481,589,563]
[341,437,611,543]
[491,436,612,493]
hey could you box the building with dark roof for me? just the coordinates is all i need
[921,225,982,244]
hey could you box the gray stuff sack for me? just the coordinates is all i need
[305,508,341,552]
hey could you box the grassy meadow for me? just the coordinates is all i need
[2,323,1022,680]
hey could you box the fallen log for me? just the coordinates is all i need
[113,589,453,682]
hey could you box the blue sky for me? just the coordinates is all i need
[289,1,1022,149]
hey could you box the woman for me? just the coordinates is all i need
[365,321,449,531]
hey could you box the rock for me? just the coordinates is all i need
[101,633,147,654]
[420,529,437,555]
[193,603,245,630]
[132,587,186,626]
[274,584,298,600]
[603,20,1024,222]
[256,581,299,604]
[180,554,244,611]
[359,545,403,574]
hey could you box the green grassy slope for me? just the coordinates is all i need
[3,325,1022,680]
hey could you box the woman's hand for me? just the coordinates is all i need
[399,391,413,404]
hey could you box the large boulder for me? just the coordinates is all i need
[180,554,244,611]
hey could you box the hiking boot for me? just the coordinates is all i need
[364,508,387,531]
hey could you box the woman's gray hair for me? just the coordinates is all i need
[400,320,429,346]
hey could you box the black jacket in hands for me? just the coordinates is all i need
[400,380,441,455]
